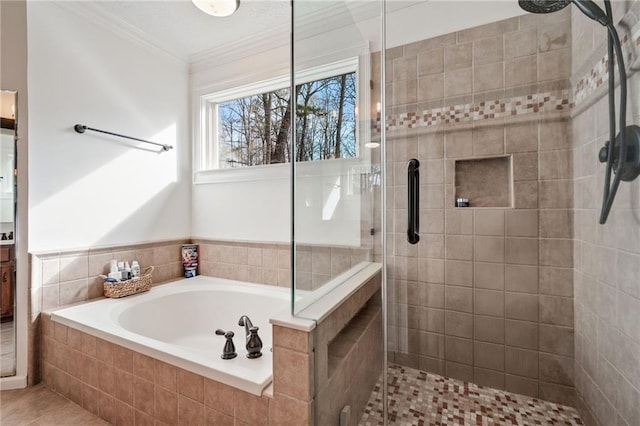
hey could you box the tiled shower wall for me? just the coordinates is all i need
[378,11,577,405]
[571,1,640,425]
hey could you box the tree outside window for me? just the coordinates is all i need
[217,72,356,168]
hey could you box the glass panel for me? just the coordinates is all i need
[291,1,384,425]
[1,90,17,378]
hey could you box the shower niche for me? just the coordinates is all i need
[454,156,513,208]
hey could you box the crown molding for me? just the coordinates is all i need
[52,1,189,68]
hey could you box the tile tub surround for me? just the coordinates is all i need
[40,268,383,425]
[40,313,311,426]
[377,10,576,406]
[26,239,190,386]
[192,238,370,291]
[570,2,640,425]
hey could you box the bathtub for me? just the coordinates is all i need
[50,275,291,396]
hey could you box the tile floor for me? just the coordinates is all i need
[0,383,108,426]
[360,364,584,426]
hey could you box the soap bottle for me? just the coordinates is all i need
[131,261,141,278]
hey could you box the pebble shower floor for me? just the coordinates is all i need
[359,364,583,426]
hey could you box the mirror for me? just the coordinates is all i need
[1,90,17,378]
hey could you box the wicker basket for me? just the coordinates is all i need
[101,266,154,298]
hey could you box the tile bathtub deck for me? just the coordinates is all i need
[360,364,584,426]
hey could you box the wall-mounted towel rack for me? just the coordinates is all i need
[73,124,173,152]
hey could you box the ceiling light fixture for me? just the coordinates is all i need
[192,0,239,17]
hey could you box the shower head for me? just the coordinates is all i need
[518,0,611,26]
[518,0,570,14]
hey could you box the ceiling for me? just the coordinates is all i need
[72,1,526,65]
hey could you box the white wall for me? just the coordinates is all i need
[27,2,191,252]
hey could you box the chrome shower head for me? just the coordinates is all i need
[518,0,570,14]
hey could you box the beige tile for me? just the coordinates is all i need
[393,56,417,82]
[505,347,538,378]
[445,337,473,365]
[445,129,473,158]
[445,286,472,313]
[540,353,574,386]
[473,36,503,65]
[446,209,473,235]
[504,28,537,59]
[474,62,504,93]
[538,48,571,81]
[474,289,504,317]
[444,69,472,97]
[114,369,133,405]
[540,150,572,180]
[505,238,538,265]
[539,295,573,327]
[474,341,505,371]
[505,264,538,294]
[513,152,538,182]
[233,390,269,426]
[418,48,444,76]
[472,125,504,156]
[59,279,88,306]
[204,379,235,416]
[178,394,205,426]
[155,386,178,424]
[42,258,60,286]
[505,319,538,350]
[393,79,417,105]
[133,376,155,417]
[539,239,572,267]
[539,324,574,356]
[505,56,537,88]
[506,122,538,153]
[474,315,505,344]
[539,180,572,209]
[475,210,504,236]
[506,210,538,237]
[505,374,539,398]
[113,345,133,373]
[539,119,570,151]
[539,267,572,296]
[269,394,311,426]
[96,339,114,365]
[446,235,473,261]
[155,360,177,391]
[444,310,473,338]
[273,347,312,401]
[98,363,115,395]
[539,210,572,238]
[474,236,505,263]
[177,368,204,403]
[474,367,505,390]
[514,181,538,209]
[445,43,472,71]
[505,292,538,321]
[205,408,234,426]
[474,262,504,290]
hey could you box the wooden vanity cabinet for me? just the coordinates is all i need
[1,244,14,320]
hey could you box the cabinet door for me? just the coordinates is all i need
[1,261,13,317]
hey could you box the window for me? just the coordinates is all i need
[196,58,360,174]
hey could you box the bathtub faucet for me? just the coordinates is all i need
[238,315,254,339]
[238,315,263,358]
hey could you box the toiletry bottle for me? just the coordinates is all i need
[131,261,141,278]
[124,262,132,280]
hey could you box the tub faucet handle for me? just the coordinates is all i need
[215,329,237,360]
[246,326,263,359]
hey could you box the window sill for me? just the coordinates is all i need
[194,157,368,184]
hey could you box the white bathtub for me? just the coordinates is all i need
[51,276,291,396]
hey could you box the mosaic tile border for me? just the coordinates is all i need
[573,17,640,105]
[359,364,584,426]
[378,9,639,133]
[377,90,572,132]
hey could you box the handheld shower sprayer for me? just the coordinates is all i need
[518,0,640,224]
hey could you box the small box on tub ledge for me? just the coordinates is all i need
[182,244,199,278]
[100,266,154,298]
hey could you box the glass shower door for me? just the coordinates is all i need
[290,1,385,424]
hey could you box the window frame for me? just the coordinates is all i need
[194,56,366,184]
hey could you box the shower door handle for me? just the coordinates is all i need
[407,158,420,244]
